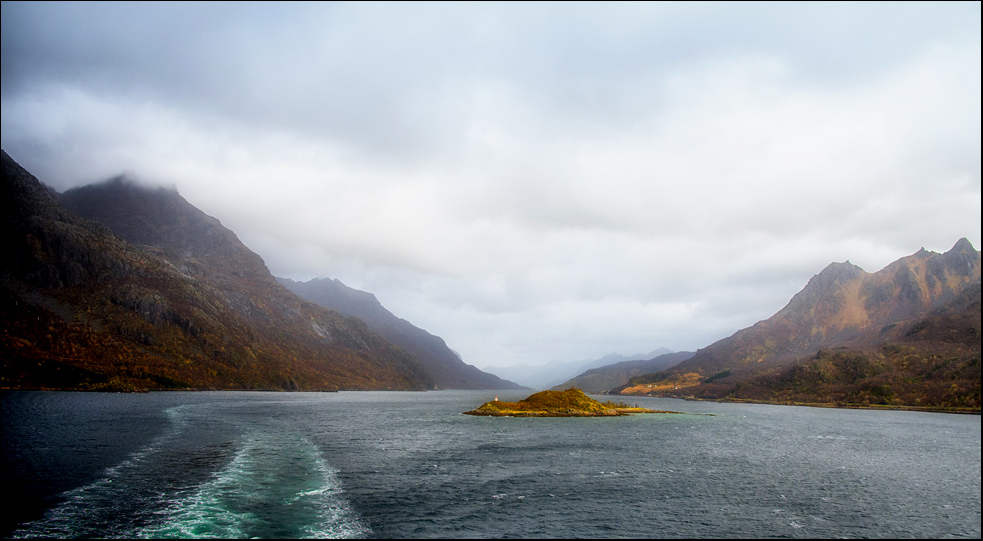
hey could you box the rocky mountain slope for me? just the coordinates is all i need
[2,150,435,391]
[278,277,523,390]
[614,240,981,411]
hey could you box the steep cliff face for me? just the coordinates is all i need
[2,150,435,391]
[278,277,524,390]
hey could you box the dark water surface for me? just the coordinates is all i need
[2,390,980,538]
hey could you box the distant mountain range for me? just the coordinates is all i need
[550,350,695,393]
[484,348,674,389]
[277,277,523,390]
[1,150,517,391]
[613,240,981,412]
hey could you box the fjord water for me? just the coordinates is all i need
[2,391,979,539]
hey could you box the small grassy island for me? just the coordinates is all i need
[463,388,683,417]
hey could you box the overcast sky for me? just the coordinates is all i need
[2,2,980,370]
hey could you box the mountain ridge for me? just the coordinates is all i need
[2,150,436,391]
[613,239,981,411]
[550,350,695,393]
[483,348,674,389]
[277,276,524,390]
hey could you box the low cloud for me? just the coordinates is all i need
[2,2,979,369]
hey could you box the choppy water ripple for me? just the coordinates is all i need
[3,391,980,539]
[136,431,367,539]
[6,397,367,539]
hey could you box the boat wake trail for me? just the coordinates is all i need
[138,431,368,539]
[11,405,367,539]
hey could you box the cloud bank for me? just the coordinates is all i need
[3,1,979,369]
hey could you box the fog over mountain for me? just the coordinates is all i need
[2,2,979,370]
[2,151,437,391]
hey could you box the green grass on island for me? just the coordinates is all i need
[462,388,684,417]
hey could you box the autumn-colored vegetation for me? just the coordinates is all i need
[2,150,436,392]
[615,283,981,413]
[463,388,676,417]
[611,238,981,414]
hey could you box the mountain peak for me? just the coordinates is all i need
[60,176,273,283]
[947,237,977,256]
[938,238,981,279]
[805,260,867,291]
[99,174,178,193]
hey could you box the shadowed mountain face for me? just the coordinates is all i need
[277,277,524,390]
[58,177,272,284]
[616,241,981,410]
[2,150,435,391]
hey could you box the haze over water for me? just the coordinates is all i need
[3,391,979,539]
